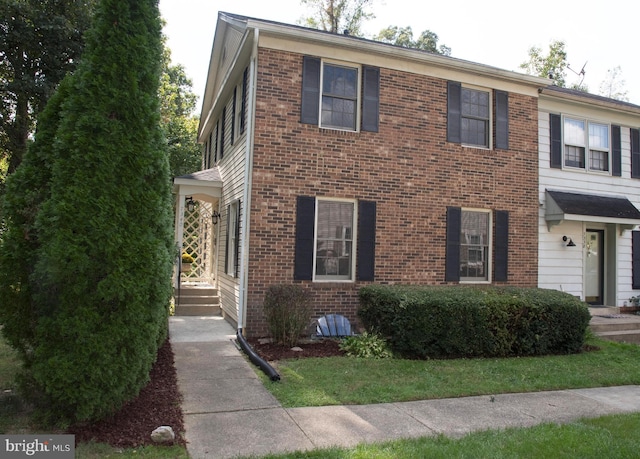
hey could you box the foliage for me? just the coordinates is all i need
[263,285,313,347]
[358,285,591,359]
[375,26,451,55]
[159,46,201,177]
[599,66,629,102]
[0,0,174,426]
[181,252,195,264]
[339,332,392,358]
[299,0,376,36]
[0,0,96,175]
[519,40,568,87]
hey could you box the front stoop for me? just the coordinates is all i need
[589,307,640,344]
[175,285,221,316]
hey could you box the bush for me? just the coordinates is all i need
[339,332,393,359]
[263,285,312,347]
[358,285,591,359]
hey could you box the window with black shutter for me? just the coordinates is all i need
[612,125,622,177]
[494,210,509,281]
[632,128,640,179]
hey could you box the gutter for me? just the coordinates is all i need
[236,329,280,381]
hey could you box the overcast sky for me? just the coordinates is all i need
[159,0,640,113]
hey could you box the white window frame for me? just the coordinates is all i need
[319,60,361,132]
[461,85,492,149]
[313,197,357,282]
[460,208,492,283]
[563,116,610,173]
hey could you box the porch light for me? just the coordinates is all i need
[212,210,221,225]
[562,235,576,247]
[185,196,196,212]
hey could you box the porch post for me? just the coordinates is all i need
[174,192,186,290]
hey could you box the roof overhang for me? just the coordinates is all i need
[545,190,640,232]
[173,167,223,201]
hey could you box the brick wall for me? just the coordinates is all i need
[244,47,539,337]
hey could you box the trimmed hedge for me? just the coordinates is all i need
[358,285,591,359]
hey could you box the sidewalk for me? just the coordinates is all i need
[169,316,640,459]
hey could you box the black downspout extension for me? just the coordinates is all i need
[236,329,280,382]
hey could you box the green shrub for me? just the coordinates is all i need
[339,332,393,359]
[263,285,312,347]
[358,285,591,359]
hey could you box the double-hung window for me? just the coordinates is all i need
[461,88,490,147]
[314,199,355,281]
[460,210,491,281]
[301,56,380,133]
[321,63,358,131]
[563,117,610,172]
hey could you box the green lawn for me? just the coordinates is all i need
[261,337,640,407]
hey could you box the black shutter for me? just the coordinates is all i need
[632,128,640,179]
[494,210,509,282]
[220,108,226,159]
[495,90,509,150]
[294,196,316,280]
[241,67,248,133]
[445,207,461,282]
[447,81,461,143]
[213,121,218,163]
[550,113,562,169]
[357,201,376,281]
[612,125,621,177]
[231,88,236,145]
[361,66,380,133]
[225,204,230,273]
[301,56,321,125]
[235,200,241,278]
[633,231,640,289]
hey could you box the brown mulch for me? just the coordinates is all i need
[68,338,186,448]
[66,336,341,449]
[247,338,345,361]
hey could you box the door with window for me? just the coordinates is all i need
[585,230,604,305]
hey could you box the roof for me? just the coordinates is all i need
[545,190,640,230]
[541,86,640,115]
[175,168,222,182]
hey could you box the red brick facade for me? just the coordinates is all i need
[244,48,539,337]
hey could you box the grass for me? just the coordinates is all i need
[247,412,640,458]
[261,337,640,407]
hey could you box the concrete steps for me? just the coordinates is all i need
[589,307,640,344]
[175,285,220,316]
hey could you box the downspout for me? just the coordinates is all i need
[235,28,280,382]
[237,28,258,333]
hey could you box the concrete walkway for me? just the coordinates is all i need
[169,316,640,459]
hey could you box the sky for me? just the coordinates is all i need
[159,0,640,114]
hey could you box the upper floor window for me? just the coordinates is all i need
[321,63,358,130]
[564,117,609,172]
[461,88,490,147]
[301,56,380,133]
[447,81,508,150]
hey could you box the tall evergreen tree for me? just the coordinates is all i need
[0,0,174,424]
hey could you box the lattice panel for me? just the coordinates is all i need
[182,201,215,283]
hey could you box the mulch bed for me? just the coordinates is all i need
[247,338,345,361]
[68,338,186,448]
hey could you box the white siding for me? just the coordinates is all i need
[538,111,640,305]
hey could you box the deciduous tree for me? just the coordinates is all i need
[375,26,451,55]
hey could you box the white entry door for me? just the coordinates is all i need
[585,230,604,305]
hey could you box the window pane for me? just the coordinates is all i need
[315,201,354,279]
[462,88,489,118]
[323,65,357,98]
[564,118,585,146]
[460,211,489,281]
[590,150,609,171]
[322,97,356,130]
[565,145,585,168]
[589,123,609,150]
[461,118,488,147]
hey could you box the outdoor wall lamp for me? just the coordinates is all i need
[185,196,195,212]
[563,236,576,247]
[212,210,221,225]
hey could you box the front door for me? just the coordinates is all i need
[585,230,604,305]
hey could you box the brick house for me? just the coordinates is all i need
[173,12,550,338]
